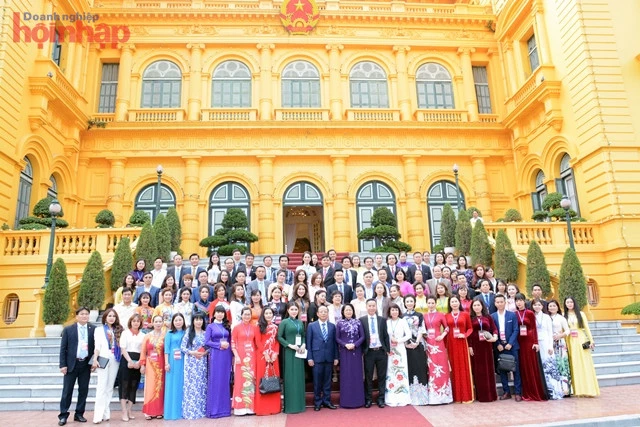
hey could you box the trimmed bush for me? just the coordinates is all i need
[432,243,444,254]
[166,207,182,252]
[621,302,640,316]
[200,208,259,256]
[33,196,65,217]
[467,206,482,217]
[532,210,549,222]
[95,209,115,228]
[78,251,105,310]
[440,203,456,248]
[129,210,150,227]
[136,221,157,268]
[470,220,493,267]
[494,229,519,283]
[111,237,133,291]
[503,208,523,222]
[356,207,411,253]
[455,209,472,256]
[526,240,551,297]
[153,213,171,263]
[558,248,588,310]
[542,192,579,222]
[18,197,69,230]
[43,258,70,324]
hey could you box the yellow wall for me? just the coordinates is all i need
[1,0,639,335]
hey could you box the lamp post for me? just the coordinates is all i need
[453,163,462,212]
[560,196,575,251]
[155,164,163,221]
[43,198,62,288]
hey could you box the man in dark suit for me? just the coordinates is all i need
[229,250,247,283]
[360,299,390,408]
[134,272,160,307]
[308,290,328,323]
[340,256,358,288]
[407,252,432,284]
[58,307,95,425]
[278,255,294,286]
[492,294,522,401]
[478,279,497,314]
[262,255,279,282]
[526,284,549,312]
[186,253,206,284]
[166,253,186,287]
[326,270,353,303]
[327,249,342,271]
[319,254,336,287]
[244,252,257,281]
[307,305,339,411]
[382,253,399,285]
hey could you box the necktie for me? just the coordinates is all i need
[391,266,395,276]
[339,284,343,294]
[345,271,349,284]
[484,294,489,305]
[175,267,180,282]
[323,268,327,279]
[79,326,88,358]
[321,322,328,341]
[370,316,376,334]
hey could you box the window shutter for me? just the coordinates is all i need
[531,192,541,211]
[555,178,566,195]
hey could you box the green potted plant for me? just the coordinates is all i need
[153,213,171,265]
[558,248,588,310]
[95,209,115,228]
[128,210,150,227]
[18,196,69,230]
[494,229,518,283]
[200,208,259,255]
[166,207,182,256]
[440,203,456,253]
[356,207,411,253]
[77,251,105,322]
[525,240,551,297]
[135,221,158,268]
[455,209,472,256]
[111,237,133,292]
[503,208,523,222]
[470,220,493,267]
[43,258,70,337]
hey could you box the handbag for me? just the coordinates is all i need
[497,353,516,372]
[92,355,109,369]
[481,330,494,341]
[259,362,281,395]
[582,341,591,350]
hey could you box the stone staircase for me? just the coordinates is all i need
[0,321,637,411]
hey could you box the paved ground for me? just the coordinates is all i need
[1,384,638,426]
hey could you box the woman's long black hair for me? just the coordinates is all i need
[258,307,275,334]
[563,296,585,329]
[187,312,206,348]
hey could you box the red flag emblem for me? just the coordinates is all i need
[280,0,320,35]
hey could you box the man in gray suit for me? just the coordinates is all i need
[245,265,272,305]
[425,265,452,296]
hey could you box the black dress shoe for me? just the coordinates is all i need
[74,415,87,423]
[58,418,67,426]
[364,400,372,408]
[314,405,321,411]
[377,401,385,408]
[323,403,337,410]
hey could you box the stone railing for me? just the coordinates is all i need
[1,228,140,258]
[128,108,186,122]
[478,114,499,123]
[345,109,400,121]
[415,109,467,122]
[484,221,597,247]
[201,108,258,121]
[274,108,330,121]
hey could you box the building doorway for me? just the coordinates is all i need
[283,181,324,253]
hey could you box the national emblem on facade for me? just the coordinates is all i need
[279,0,320,35]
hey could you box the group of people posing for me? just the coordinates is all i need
[57,248,600,425]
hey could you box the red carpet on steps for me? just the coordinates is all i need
[285,406,433,427]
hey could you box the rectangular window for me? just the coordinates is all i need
[472,66,492,114]
[417,82,454,109]
[51,31,62,66]
[282,80,320,108]
[98,64,119,113]
[212,80,250,108]
[527,34,540,72]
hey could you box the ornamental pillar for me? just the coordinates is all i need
[394,46,411,121]
[457,47,478,121]
[257,44,274,120]
[326,44,344,120]
[115,43,135,121]
[331,155,350,251]
[183,157,201,254]
[471,156,491,220]
[532,0,551,65]
[402,155,425,250]
[257,156,276,253]
[187,43,204,121]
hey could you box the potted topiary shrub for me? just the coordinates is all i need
[470,220,493,267]
[128,210,151,227]
[166,207,182,257]
[18,197,69,230]
[43,258,70,337]
[153,213,171,266]
[111,237,133,293]
[494,229,519,283]
[136,221,157,268]
[558,248,588,310]
[95,209,115,228]
[199,208,259,255]
[356,207,411,253]
[526,240,551,298]
[440,203,456,254]
[503,208,523,222]
[78,251,105,322]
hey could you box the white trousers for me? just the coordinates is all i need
[93,354,119,422]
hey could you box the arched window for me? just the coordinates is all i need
[283,181,323,206]
[281,61,320,108]
[209,182,251,235]
[14,157,33,228]
[349,61,389,108]
[556,154,580,215]
[532,170,548,213]
[47,175,58,199]
[356,181,396,251]
[141,60,182,108]
[427,180,465,249]
[416,62,454,109]
[212,60,251,108]
[134,184,176,223]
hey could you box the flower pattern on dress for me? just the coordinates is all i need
[180,332,207,419]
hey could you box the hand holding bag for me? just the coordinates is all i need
[259,362,281,394]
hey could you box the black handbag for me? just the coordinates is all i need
[90,355,109,369]
[582,341,591,350]
[259,363,281,395]
[497,353,516,372]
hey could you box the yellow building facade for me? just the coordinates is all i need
[0,0,639,337]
